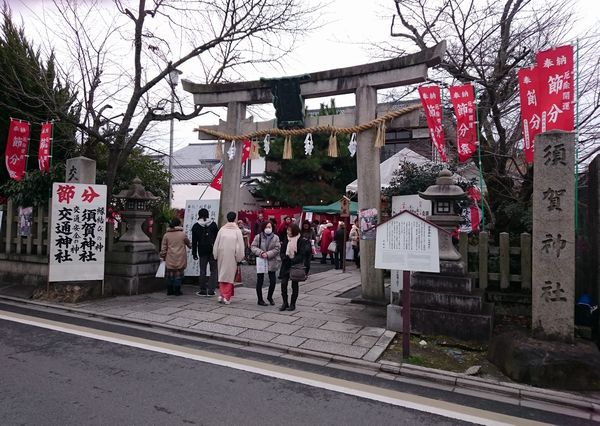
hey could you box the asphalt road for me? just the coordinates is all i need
[0,318,465,426]
[0,303,591,426]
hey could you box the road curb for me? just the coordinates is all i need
[1,294,597,420]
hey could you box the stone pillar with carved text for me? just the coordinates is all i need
[218,102,247,225]
[356,84,384,301]
[532,130,575,342]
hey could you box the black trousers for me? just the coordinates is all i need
[281,278,299,305]
[256,271,276,302]
[199,255,218,291]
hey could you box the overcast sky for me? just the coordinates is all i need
[6,0,600,156]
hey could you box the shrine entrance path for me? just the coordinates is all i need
[57,265,394,363]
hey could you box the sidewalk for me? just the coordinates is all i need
[60,265,395,363]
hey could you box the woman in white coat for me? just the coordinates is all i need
[212,211,246,304]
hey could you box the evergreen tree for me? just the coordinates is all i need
[256,101,357,206]
[0,6,78,188]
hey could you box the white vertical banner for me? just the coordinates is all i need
[183,199,219,276]
[49,182,107,282]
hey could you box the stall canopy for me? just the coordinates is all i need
[303,200,359,215]
[344,147,487,194]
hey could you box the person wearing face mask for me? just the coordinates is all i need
[278,223,311,311]
[250,222,281,306]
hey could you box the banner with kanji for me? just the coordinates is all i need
[536,45,574,132]
[518,67,542,164]
[5,119,30,181]
[209,139,252,191]
[449,84,478,163]
[418,85,447,162]
[38,122,52,172]
[49,183,107,282]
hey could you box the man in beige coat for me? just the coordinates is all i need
[212,211,246,304]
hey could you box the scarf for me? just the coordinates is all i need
[286,234,299,258]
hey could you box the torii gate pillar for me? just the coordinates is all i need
[219,102,247,225]
[356,85,384,300]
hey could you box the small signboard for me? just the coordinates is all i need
[49,182,107,282]
[183,199,219,276]
[374,210,440,273]
[339,196,350,218]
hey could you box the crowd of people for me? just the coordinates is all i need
[159,210,360,310]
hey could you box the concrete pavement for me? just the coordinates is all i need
[62,265,394,363]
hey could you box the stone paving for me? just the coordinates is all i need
[68,265,394,362]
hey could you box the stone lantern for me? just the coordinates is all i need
[113,177,158,248]
[400,168,493,341]
[105,177,162,295]
[418,169,466,275]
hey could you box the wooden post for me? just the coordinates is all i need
[5,199,13,254]
[36,206,44,255]
[499,232,510,289]
[402,270,411,360]
[478,231,489,289]
[521,232,532,290]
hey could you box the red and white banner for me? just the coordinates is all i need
[418,85,447,162]
[5,119,30,181]
[448,84,478,163]
[39,122,52,173]
[518,67,542,164]
[535,45,574,133]
[209,139,252,191]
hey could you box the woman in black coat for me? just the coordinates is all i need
[279,223,311,311]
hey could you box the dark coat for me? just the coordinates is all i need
[279,237,311,280]
[191,220,219,258]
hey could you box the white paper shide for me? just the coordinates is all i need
[49,182,107,281]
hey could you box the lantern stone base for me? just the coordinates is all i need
[104,242,163,296]
[399,272,494,341]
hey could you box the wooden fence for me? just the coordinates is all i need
[0,200,50,258]
[458,231,532,291]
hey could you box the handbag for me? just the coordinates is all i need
[155,260,166,278]
[327,241,337,252]
[234,265,242,283]
[290,264,307,282]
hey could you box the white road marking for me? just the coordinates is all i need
[0,310,549,426]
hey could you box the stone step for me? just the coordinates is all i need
[401,290,485,314]
[409,306,493,341]
[411,272,472,294]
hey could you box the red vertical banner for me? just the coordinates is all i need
[448,84,478,163]
[418,85,447,162]
[39,122,52,173]
[518,67,542,164]
[5,119,30,181]
[536,45,574,132]
[209,139,252,191]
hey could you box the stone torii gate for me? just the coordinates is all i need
[182,42,445,301]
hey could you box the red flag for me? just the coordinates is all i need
[418,85,447,162]
[535,45,574,132]
[39,122,52,173]
[518,67,542,164]
[448,84,478,163]
[209,140,252,191]
[5,119,30,181]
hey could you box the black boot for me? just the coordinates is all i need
[267,296,275,306]
[166,285,174,296]
[279,297,289,311]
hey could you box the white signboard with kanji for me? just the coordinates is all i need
[391,194,431,217]
[49,183,107,282]
[183,199,219,276]
[375,210,440,273]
